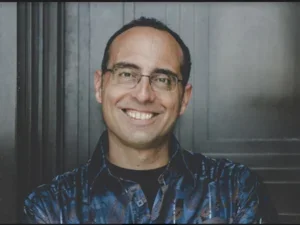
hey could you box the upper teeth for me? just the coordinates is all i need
[126,110,154,120]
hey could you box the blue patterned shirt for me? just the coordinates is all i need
[23,131,279,224]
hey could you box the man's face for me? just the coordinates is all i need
[94,26,192,149]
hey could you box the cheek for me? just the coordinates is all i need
[102,85,131,108]
[102,88,118,107]
[159,94,181,115]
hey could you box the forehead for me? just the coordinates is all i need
[108,27,183,73]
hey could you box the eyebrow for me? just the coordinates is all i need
[153,68,178,78]
[112,62,140,70]
[112,62,179,78]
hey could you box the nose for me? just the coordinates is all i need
[131,76,156,103]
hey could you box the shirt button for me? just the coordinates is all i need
[136,199,144,207]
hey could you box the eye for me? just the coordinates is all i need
[118,72,132,77]
[154,74,172,85]
[158,77,170,84]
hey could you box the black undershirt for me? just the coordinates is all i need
[107,161,167,210]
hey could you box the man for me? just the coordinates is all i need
[23,17,279,224]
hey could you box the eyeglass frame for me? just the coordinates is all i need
[103,64,183,92]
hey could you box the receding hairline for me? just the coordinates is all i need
[107,26,185,66]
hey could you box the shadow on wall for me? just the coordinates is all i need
[249,95,300,139]
[0,136,18,223]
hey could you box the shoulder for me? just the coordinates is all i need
[27,163,87,199]
[23,163,89,221]
[182,149,260,183]
[181,151,279,223]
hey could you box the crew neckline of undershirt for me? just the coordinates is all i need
[107,160,168,180]
[107,161,167,209]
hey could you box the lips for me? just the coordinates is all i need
[122,109,158,120]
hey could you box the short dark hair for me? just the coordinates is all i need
[101,16,192,86]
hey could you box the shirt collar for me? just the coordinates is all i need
[87,130,198,188]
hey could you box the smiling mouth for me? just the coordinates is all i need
[122,109,159,120]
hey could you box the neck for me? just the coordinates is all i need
[107,131,170,170]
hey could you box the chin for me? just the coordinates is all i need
[122,132,161,149]
[128,133,154,144]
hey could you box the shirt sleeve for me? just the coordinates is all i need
[22,195,50,224]
[232,166,280,224]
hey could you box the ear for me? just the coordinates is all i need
[94,70,102,104]
[179,83,192,116]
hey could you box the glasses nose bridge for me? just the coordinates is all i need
[133,74,156,99]
[137,74,153,85]
[139,74,151,80]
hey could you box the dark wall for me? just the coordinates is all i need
[0,2,299,223]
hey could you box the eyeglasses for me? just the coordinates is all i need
[105,67,182,92]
